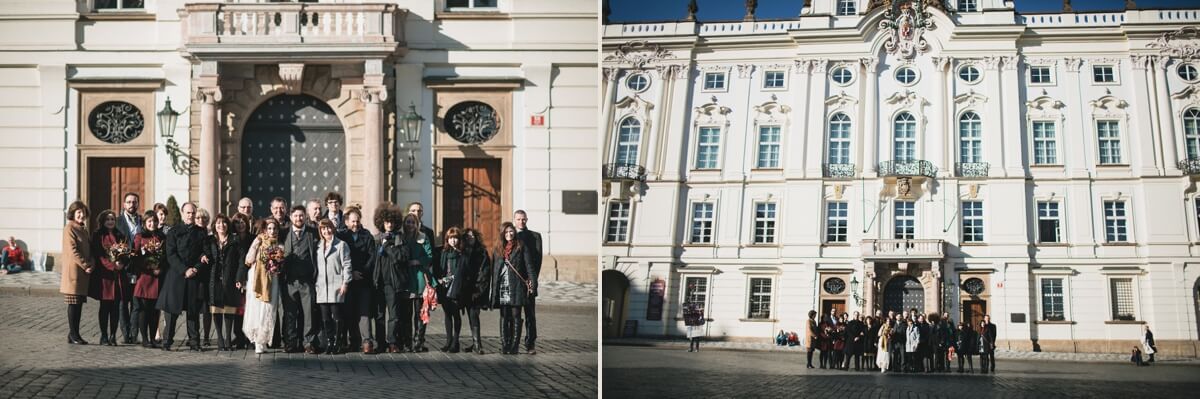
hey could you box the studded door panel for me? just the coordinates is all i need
[241,95,345,218]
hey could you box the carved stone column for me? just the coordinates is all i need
[197,85,222,215]
[863,262,876,314]
[861,57,880,176]
[361,85,387,224]
[1154,56,1179,170]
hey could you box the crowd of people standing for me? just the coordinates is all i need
[804,309,998,374]
[59,192,545,356]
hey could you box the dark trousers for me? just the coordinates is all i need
[381,287,412,348]
[981,349,995,372]
[959,354,974,371]
[499,305,523,353]
[466,306,482,348]
[819,349,829,368]
[98,300,118,339]
[319,303,341,350]
[845,348,860,370]
[356,286,385,348]
[807,346,815,367]
[162,310,199,347]
[411,296,427,347]
[137,298,159,344]
[442,300,461,350]
[935,346,947,371]
[281,279,320,349]
[889,342,904,372]
[523,297,537,350]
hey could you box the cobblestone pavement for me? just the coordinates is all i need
[0,295,597,398]
[606,337,1200,364]
[604,346,1200,398]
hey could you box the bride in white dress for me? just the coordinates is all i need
[876,321,891,372]
[242,219,282,354]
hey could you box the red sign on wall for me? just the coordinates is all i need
[530,115,545,126]
[646,278,666,321]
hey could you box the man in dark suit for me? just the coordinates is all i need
[844,311,865,371]
[980,314,997,373]
[157,202,209,351]
[513,210,542,354]
[115,192,142,344]
[323,192,346,231]
[283,206,321,353]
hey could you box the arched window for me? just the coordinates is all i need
[893,112,917,162]
[959,112,982,163]
[1186,108,1200,160]
[615,117,641,166]
[828,113,852,164]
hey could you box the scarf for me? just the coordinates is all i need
[252,235,276,303]
[504,240,515,260]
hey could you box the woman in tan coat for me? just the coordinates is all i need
[62,201,94,344]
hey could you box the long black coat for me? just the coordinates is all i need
[370,232,411,290]
[516,229,542,293]
[490,244,536,307]
[435,248,470,302]
[157,223,208,315]
[957,328,978,354]
[206,234,246,308]
[337,227,376,286]
[464,246,492,308]
[844,319,865,355]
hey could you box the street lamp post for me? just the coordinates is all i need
[851,276,864,307]
[157,97,191,174]
[400,102,425,178]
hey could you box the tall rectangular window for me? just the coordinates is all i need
[1185,109,1200,159]
[1041,278,1065,321]
[1037,201,1061,243]
[826,202,848,243]
[959,112,982,163]
[747,278,773,319]
[756,126,781,169]
[1104,200,1128,242]
[836,0,856,16]
[605,201,631,243]
[1093,65,1115,83]
[828,113,852,164]
[893,113,917,162]
[695,127,721,169]
[1030,66,1053,84]
[704,72,726,90]
[690,202,715,244]
[753,202,777,244]
[1097,120,1122,164]
[958,0,978,12]
[962,201,984,243]
[763,71,786,89]
[1110,278,1135,321]
[1032,121,1058,165]
[615,118,642,166]
[894,201,915,240]
[683,276,708,314]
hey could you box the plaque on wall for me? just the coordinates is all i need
[562,190,598,215]
[1011,313,1026,323]
[646,278,665,321]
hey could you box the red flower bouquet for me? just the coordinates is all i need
[140,239,163,272]
[261,246,285,276]
[108,241,132,264]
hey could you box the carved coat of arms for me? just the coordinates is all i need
[879,0,936,60]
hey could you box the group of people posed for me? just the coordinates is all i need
[58,191,545,356]
[804,309,998,374]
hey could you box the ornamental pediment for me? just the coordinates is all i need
[884,90,929,109]
[953,90,988,109]
[753,97,791,123]
[1148,26,1200,60]
[605,40,674,69]
[1171,84,1200,103]
[825,91,859,112]
[693,98,732,125]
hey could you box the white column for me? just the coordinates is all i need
[197,85,221,215]
[983,57,1005,178]
[804,59,827,178]
[1130,55,1160,176]
[1063,58,1089,178]
[861,58,880,177]
[646,65,676,178]
[999,56,1024,177]
[932,56,951,177]
[1154,56,1179,172]
[600,67,619,167]
[790,59,813,179]
[361,85,387,225]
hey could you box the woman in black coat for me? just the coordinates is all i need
[462,228,491,354]
[206,215,245,351]
[956,322,977,373]
[435,227,469,353]
[491,222,536,355]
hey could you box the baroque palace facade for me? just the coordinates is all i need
[601,0,1200,355]
[0,0,598,282]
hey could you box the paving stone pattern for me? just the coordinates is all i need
[0,295,597,398]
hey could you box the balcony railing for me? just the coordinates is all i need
[861,239,944,260]
[879,160,937,178]
[181,2,405,60]
[1179,158,1200,175]
[955,162,989,178]
[823,163,856,179]
[603,163,647,182]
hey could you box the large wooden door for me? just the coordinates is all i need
[821,300,846,318]
[883,276,924,314]
[87,157,144,215]
[443,158,502,239]
[963,300,987,328]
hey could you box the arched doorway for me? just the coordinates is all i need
[241,94,345,218]
[602,270,630,338]
[883,275,924,314]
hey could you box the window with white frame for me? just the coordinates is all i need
[1030,66,1053,84]
[95,0,144,10]
[753,202,777,244]
[826,202,848,243]
[1109,277,1136,320]
[894,112,917,162]
[605,201,631,243]
[958,65,981,83]
[828,113,852,164]
[1032,121,1058,165]
[747,277,773,319]
[626,73,649,92]
[446,0,497,10]
[836,0,857,16]
[682,276,709,315]
[894,200,915,240]
[1093,65,1116,83]
[958,0,978,12]
[1041,278,1065,321]
[962,201,984,243]
[831,67,854,85]
[1104,200,1128,242]
[703,72,726,91]
[1096,120,1122,164]
[763,70,786,89]
[1185,108,1200,160]
[1179,64,1199,82]
[614,117,641,166]
[895,67,918,85]
[695,127,721,169]
[959,112,982,163]
[689,202,715,244]
[756,126,781,169]
[1037,201,1062,243]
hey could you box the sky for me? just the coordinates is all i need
[607,0,1200,23]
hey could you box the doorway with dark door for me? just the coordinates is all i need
[883,275,924,315]
[963,300,987,328]
[443,158,502,238]
[87,157,144,215]
[822,299,846,321]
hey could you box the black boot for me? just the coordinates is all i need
[67,305,88,344]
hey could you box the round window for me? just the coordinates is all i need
[88,101,144,144]
[823,277,846,295]
[959,65,981,84]
[962,277,986,295]
[1178,64,1199,82]
[626,73,650,92]
[895,67,918,85]
[443,101,501,145]
[831,67,854,85]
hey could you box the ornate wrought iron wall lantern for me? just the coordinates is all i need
[157,97,195,175]
[851,276,865,307]
[399,102,425,178]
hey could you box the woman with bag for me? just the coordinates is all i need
[462,228,491,354]
[435,227,468,353]
[491,222,535,355]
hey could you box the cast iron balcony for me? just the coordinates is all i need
[823,163,856,179]
[1179,158,1200,175]
[879,160,937,178]
[955,162,990,178]
[603,163,647,182]
[861,239,944,260]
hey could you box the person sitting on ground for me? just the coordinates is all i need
[776,329,786,346]
[787,331,799,347]
[1131,346,1145,366]
[1,236,26,274]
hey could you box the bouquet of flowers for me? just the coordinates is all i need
[260,246,285,276]
[140,239,164,273]
[108,241,132,264]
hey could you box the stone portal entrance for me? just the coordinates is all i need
[240,94,346,218]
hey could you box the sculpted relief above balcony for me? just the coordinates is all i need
[181,2,407,61]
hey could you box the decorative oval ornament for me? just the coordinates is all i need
[962,277,985,295]
[823,277,846,295]
[88,101,144,144]
[444,101,500,145]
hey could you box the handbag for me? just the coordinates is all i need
[503,258,534,295]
